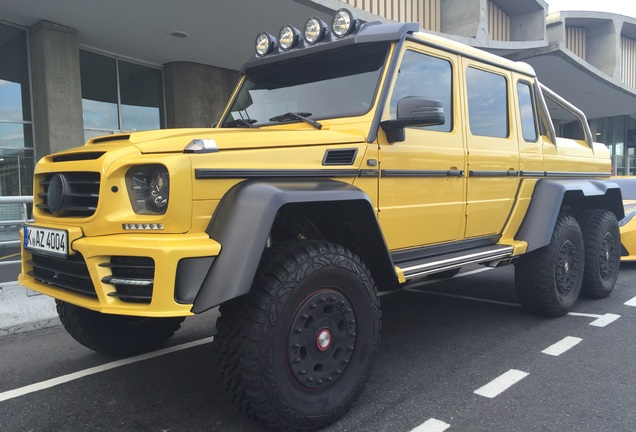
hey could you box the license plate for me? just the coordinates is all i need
[24,225,68,256]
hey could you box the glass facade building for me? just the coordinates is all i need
[0,22,33,198]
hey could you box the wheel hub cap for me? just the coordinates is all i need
[287,289,357,390]
[599,232,617,279]
[316,329,332,351]
[556,239,578,294]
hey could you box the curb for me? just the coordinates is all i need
[0,282,60,337]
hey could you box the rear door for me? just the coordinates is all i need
[462,61,521,238]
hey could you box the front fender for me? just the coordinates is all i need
[191,179,390,313]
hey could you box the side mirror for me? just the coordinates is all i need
[380,96,445,143]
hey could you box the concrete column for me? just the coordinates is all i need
[441,0,482,40]
[164,62,239,128]
[29,21,84,157]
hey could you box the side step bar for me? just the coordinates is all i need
[398,245,514,280]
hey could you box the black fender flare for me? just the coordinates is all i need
[515,179,623,253]
[190,179,395,313]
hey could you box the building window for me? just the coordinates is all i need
[0,22,34,197]
[466,67,508,138]
[80,50,165,141]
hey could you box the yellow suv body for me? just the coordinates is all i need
[19,10,624,431]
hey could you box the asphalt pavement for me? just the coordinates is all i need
[1,263,636,431]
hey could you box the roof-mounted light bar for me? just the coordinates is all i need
[253,8,360,57]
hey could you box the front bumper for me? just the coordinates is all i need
[19,228,221,317]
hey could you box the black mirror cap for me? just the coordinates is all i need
[380,96,445,143]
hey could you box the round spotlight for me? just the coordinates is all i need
[304,17,327,45]
[332,9,356,38]
[279,24,300,51]
[255,32,275,57]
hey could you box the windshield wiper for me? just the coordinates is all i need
[269,112,322,129]
[224,118,259,128]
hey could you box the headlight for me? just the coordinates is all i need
[304,17,327,45]
[331,8,357,38]
[126,165,170,215]
[279,24,300,51]
[255,32,275,57]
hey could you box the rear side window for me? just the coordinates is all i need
[466,67,508,138]
[517,81,538,142]
[389,50,453,132]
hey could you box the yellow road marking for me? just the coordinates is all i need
[0,253,21,260]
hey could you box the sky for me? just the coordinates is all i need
[546,0,636,19]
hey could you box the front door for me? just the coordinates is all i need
[378,45,466,251]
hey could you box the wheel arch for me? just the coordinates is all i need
[515,179,623,253]
[190,179,395,313]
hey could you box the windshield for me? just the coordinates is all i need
[220,43,390,128]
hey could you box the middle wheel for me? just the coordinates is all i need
[515,213,584,317]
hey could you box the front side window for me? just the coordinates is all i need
[467,67,509,138]
[389,49,453,132]
[221,43,389,128]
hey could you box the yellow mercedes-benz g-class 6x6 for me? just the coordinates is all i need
[20,9,623,432]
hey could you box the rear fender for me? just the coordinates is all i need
[515,179,623,253]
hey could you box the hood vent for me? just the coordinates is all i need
[52,152,105,162]
[322,148,358,165]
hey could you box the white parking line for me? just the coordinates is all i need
[568,312,621,327]
[474,369,529,398]
[624,296,636,307]
[410,418,451,432]
[0,337,213,403]
[542,336,582,356]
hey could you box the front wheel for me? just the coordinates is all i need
[214,240,381,431]
[56,300,185,356]
[515,214,584,317]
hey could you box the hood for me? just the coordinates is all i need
[85,128,368,154]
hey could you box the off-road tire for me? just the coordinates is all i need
[213,240,381,431]
[578,209,620,299]
[56,300,185,356]
[515,214,584,317]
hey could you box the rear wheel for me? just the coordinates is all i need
[578,209,620,299]
[515,214,584,317]
[56,300,184,356]
[214,240,380,431]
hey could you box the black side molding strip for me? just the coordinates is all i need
[195,169,360,179]
[381,169,465,177]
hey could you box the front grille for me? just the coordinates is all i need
[101,256,155,303]
[36,172,100,217]
[29,252,96,297]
